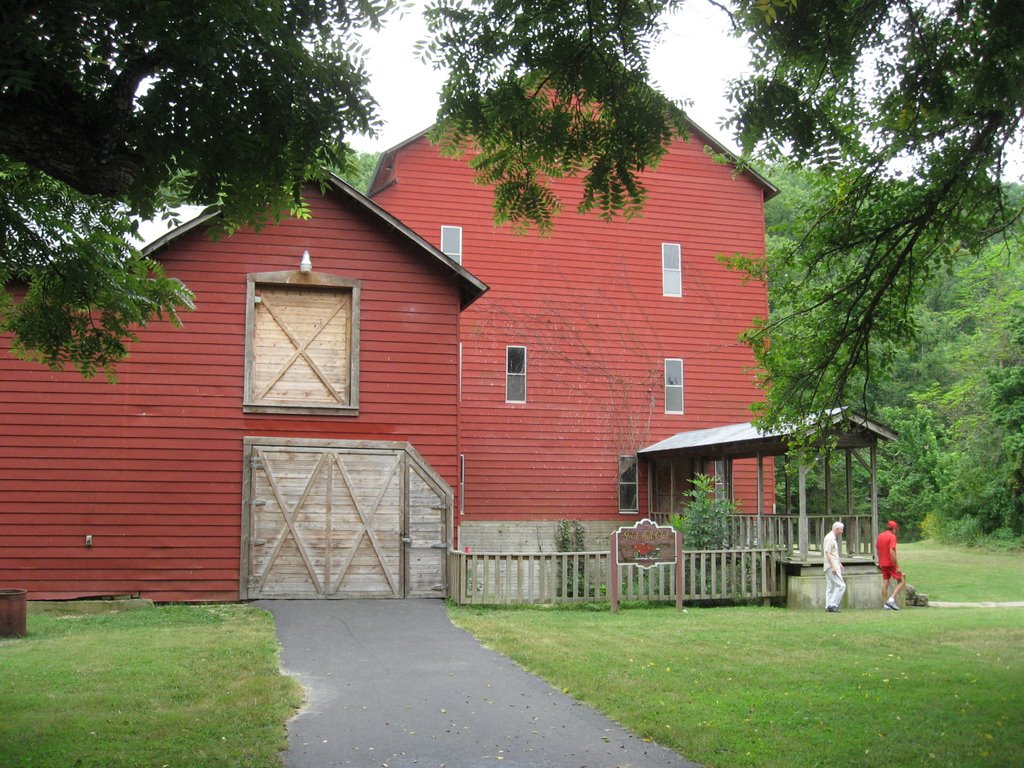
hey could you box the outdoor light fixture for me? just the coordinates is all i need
[299,249,312,273]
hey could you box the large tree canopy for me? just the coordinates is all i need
[1,0,386,374]
[4,0,1024,431]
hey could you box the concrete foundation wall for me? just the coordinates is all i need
[787,562,897,611]
[458,519,624,552]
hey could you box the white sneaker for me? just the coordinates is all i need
[886,599,900,611]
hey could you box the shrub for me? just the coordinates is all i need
[943,514,984,546]
[671,474,735,550]
[554,519,590,597]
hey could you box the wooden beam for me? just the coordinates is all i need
[798,461,809,560]
[824,451,832,518]
[845,451,853,518]
[871,443,879,546]
[757,452,765,546]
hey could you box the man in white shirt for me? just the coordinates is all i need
[823,521,846,612]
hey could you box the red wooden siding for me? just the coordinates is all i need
[373,134,775,528]
[0,186,465,600]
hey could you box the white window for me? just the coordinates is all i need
[506,346,527,403]
[665,358,684,414]
[618,455,638,513]
[662,243,682,297]
[441,225,463,263]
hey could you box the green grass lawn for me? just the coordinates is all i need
[898,540,1024,602]
[0,604,301,768]
[449,603,1024,768]
[2,541,1020,768]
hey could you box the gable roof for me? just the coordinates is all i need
[639,409,897,458]
[142,175,488,309]
[367,120,779,200]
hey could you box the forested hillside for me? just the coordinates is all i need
[765,166,1024,547]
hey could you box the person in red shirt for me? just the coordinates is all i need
[876,520,906,610]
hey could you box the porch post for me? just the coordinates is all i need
[845,450,853,518]
[727,457,734,502]
[798,460,809,561]
[846,450,854,556]
[756,452,764,546]
[824,451,832,519]
[783,454,791,515]
[870,442,879,546]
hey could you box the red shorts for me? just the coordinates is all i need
[881,565,903,581]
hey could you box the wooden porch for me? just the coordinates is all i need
[446,512,874,606]
[447,411,895,608]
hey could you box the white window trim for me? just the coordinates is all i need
[506,345,527,403]
[664,358,684,414]
[618,454,639,513]
[662,243,682,297]
[441,225,463,263]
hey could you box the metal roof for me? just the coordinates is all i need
[639,409,897,457]
[639,420,784,455]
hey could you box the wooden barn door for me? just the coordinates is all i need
[405,461,450,597]
[242,440,450,599]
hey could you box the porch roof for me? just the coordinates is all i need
[638,408,897,459]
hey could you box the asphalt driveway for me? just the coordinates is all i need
[259,599,699,768]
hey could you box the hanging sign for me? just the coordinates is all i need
[616,518,677,568]
[610,519,682,613]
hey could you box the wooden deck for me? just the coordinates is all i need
[447,513,876,606]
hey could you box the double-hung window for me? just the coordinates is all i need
[618,455,638,512]
[662,243,682,297]
[665,358,684,414]
[506,346,527,403]
[441,225,463,263]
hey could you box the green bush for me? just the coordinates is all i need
[554,519,591,597]
[670,474,735,550]
[943,514,985,545]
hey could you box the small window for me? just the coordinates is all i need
[618,455,638,512]
[662,243,682,297]
[506,346,527,403]
[441,225,462,263]
[665,358,684,414]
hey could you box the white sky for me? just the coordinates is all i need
[138,4,748,245]
[347,2,750,154]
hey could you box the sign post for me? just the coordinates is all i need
[610,519,683,613]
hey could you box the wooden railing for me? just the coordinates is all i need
[728,514,875,559]
[447,548,786,606]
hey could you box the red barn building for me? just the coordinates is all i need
[1,123,778,601]
[369,125,778,552]
[0,179,486,601]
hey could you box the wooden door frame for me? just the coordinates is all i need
[239,437,453,600]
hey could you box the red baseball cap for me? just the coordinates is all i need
[886,520,899,530]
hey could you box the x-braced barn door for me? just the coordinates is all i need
[242,440,451,599]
